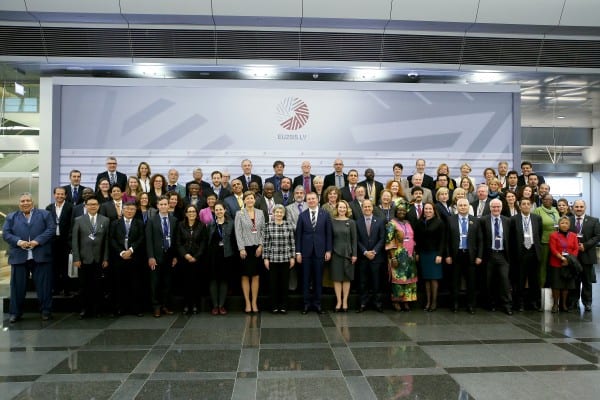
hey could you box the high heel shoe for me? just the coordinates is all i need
[551,305,558,313]
[334,307,341,313]
[424,304,431,312]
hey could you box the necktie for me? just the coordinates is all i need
[494,218,501,250]
[311,210,316,229]
[236,195,243,208]
[110,173,116,185]
[162,216,170,249]
[115,202,121,218]
[246,176,251,186]
[283,193,288,205]
[351,186,355,200]
[125,219,131,248]
[523,216,532,249]
[460,217,468,249]
[72,187,78,203]
[478,202,484,217]
[298,203,303,213]
[576,217,582,233]
[303,176,310,193]
[90,215,96,234]
[416,204,422,218]
[337,175,342,188]
[366,217,371,235]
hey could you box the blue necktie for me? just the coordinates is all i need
[460,217,468,249]
[162,217,170,250]
[494,218,501,250]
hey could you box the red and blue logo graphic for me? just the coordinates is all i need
[277,97,309,130]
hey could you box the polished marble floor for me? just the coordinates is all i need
[2,289,600,399]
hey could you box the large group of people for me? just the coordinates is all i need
[3,156,599,323]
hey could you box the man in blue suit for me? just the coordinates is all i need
[355,199,386,312]
[295,192,332,314]
[3,193,55,323]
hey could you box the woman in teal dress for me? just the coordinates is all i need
[534,193,560,287]
[386,203,417,311]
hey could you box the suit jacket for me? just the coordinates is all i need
[255,196,283,223]
[286,201,308,229]
[265,175,288,192]
[72,213,110,264]
[62,185,88,205]
[185,180,213,197]
[295,208,333,258]
[166,183,186,198]
[517,174,545,187]
[407,173,435,192]
[100,200,123,222]
[275,191,293,207]
[292,174,316,193]
[340,185,360,203]
[2,208,55,264]
[207,219,236,258]
[446,214,483,263]
[510,213,543,261]
[407,187,433,203]
[96,171,127,191]
[349,199,364,221]
[471,198,491,218]
[46,201,73,245]
[135,207,158,225]
[323,172,348,191]
[210,186,231,201]
[570,215,600,264]
[355,214,386,263]
[223,194,243,219]
[145,213,178,265]
[479,215,511,263]
[183,195,208,210]
[237,174,263,192]
[176,221,208,261]
[435,201,453,223]
[109,217,145,263]
[358,179,384,205]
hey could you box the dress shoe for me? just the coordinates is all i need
[279,309,287,314]
[211,308,219,316]
[219,307,227,315]
[9,315,19,323]
[161,307,174,315]
[183,307,190,315]
[136,313,144,317]
[316,307,326,314]
[356,305,367,313]
[585,305,592,312]
[301,307,309,315]
[153,308,161,318]
[192,307,198,314]
[342,308,348,313]
[451,306,459,313]
[334,307,341,313]
[41,313,52,321]
[504,308,513,316]
[375,306,384,313]
[467,307,475,315]
[551,305,558,313]
[271,309,279,314]
[78,311,87,320]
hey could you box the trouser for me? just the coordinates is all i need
[513,247,540,308]
[485,251,512,309]
[51,238,71,293]
[302,256,324,308]
[182,260,200,309]
[116,259,143,314]
[359,258,383,308]
[79,262,103,315]
[150,260,174,309]
[568,262,594,307]
[452,251,476,308]
[269,262,291,310]
[9,260,52,316]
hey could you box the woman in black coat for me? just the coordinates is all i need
[176,204,207,314]
[207,201,236,315]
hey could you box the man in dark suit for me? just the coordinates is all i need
[569,200,600,311]
[502,170,520,195]
[95,156,127,191]
[349,186,367,221]
[479,199,513,315]
[341,169,360,202]
[359,168,384,205]
[3,193,55,323]
[71,187,95,223]
[292,160,316,195]
[275,177,293,206]
[295,192,332,314]
[445,198,483,314]
[46,187,74,296]
[323,159,348,190]
[407,186,425,227]
[110,201,146,316]
[183,182,207,209]
[355,200,386,312]
[100,184,124,222]
[166,168,187,198]
[256,182,282,222]
[237,159,263,192]
[210,170,231,200]
[265,160,287,192]
[509,198,543,311]
[185,167,213,197]
[62,169,87,205]
[517,161,545,187]
[71,195,110,319]
[471,184,491,218]
[146,196,178,317]
[407,159,435,192]
[224,179,245,219]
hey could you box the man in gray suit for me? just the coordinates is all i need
[285,185,307,229]
[72,195,110,319]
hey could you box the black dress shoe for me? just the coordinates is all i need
[504,308,513,316]
[79,312,87,320]
[9,315,19,323]
[301,307,309,315]
[451,307,459,313]
[356,305,366,313]
[375,306,384,313]
[41,313,52,321]
[585,305,592,312]
[467,307,475,315]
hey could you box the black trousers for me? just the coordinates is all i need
[269,262,291,310]
[452,251,476,308]
[513,247,540,308]
[80,262,103,315]
[485,251,512,309]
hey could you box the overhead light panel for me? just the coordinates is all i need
[133,64,170,78]
[470,72,503,83]
[242,66,278,79]
[14,82,24,96]
[352,69,387,81]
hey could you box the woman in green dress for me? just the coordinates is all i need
[386,202,417,311]
[534,193,560,287]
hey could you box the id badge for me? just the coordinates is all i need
[562,251,569,256]
[524,233,531,238]
[88,234,96,241]
[218,240,224,247]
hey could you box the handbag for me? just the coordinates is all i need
[67,253,78,278]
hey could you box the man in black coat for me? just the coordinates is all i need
[95,156,127,191]
[46,187,74,296]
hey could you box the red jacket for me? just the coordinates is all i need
[548,231,579,268]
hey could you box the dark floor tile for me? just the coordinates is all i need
[46,315,116,330]
[522,364,599,371]
[85,329,164,346]
[259,348,339,371]
[237,371,257,378]
[0,375,40,382]
[13,381,121,400]
[256,377,351,400]
[129,373,150,379]
[136,379,234,400]
[445,366,524,373]
[339,326,411,343]
[156,350,240,372]
[480,339,545,344]
[48,350,148,374]
[417,340,482,346]
[368,374,474,400]
[260,328,327,344]
[342,369,363,377]
[553,343,599,364]
[176,328,245,345]
[352,345,436,369]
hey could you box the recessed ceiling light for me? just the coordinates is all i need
[556,115,566,119]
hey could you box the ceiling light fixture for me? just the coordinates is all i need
[470,72,503,83]
[242,67,277,79]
